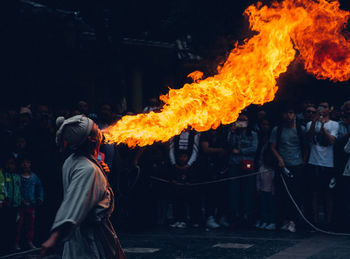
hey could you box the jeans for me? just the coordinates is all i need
[261,191,275,224]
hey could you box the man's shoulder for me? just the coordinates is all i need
[326,120,339,129]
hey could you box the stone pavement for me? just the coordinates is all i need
[2,228,350,258]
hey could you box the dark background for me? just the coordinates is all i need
[1,0,350,112]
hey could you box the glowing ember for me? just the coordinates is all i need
[104,0,350,147]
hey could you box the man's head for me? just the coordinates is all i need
[56,115,99,155]
[15,135,27,152]
[342,100,350,122]
[5,156,16,173]
[259,119,270,134]
[19,107,32,127]
[78,101,89,115]
[100,104,113,124]
[18,155,31,174]
[318,101,330,118]
[282,107,296,123]
[304,106,317,122]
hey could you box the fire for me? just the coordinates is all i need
[103,0,350,147]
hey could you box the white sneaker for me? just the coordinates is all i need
[206,216,220,229]
[281,223,289,231]
[255,220,261,228]
[258,222,267,229]
[265,223,276,230]
[15,244,21,251]
[192,223,200,228]
[219,217,230,228]
[287,221,296,233]
[177,222,187,228]
[170,221,180,228]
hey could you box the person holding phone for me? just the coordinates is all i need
[306,101,339,227]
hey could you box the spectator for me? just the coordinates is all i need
[169,129,201,228]
[334,100,350,230]
[255,119,271,169]
[227,113,258,224]
[256,150,276,230]
[12,135,28,159]
[143,97,160,113]
[307,101,339,227]
[16,155,44,250]
[299,105,317,127]
[199,127,229,229]
[2,155,21,251]
[270,107,307,232]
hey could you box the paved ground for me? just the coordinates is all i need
[3,228,350,259]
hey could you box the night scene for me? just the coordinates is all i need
[1,0,350,258]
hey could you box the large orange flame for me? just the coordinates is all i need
[104,0,350,147]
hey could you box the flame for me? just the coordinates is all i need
[104,0,350,147]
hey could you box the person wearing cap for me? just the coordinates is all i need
[41,115,125,259]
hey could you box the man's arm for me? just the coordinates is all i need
[320,121,338,145]
[270,143,285,168]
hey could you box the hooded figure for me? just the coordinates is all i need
[41,115,125,259]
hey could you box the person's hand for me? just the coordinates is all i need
[99,161,110,174]
[278,158,285,168]
[233,148,240,155]
[312,111,320,122]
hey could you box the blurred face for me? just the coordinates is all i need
[100,105,112,121]
[16,137,26,151]
[20,159,31,173]
[78,101,89,114]
[257,110,266,121]
[19,113,31,126]
[89,123,103,156]
[6,158,16,173]
[342,102,350,120]
[260,119,270,133]
[235,115,249,128]
[283,110,296,123]
[318,102,330,117]
[304,106,317,121]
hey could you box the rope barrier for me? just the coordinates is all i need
[150,171,261,186]
[0,248,41,259]
[280,173,350,236]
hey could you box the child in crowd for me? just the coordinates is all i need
[256,150,276,230]
[15,155,43,250]
[3,155,22,250]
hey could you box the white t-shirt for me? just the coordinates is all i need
[307,120,339,168]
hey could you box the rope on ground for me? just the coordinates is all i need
[150,171,261,186]
[0,248,41,259]
[280,173,350,236]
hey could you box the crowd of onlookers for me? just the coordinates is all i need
[1,98,350,253]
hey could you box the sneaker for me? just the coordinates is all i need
[219,216,230,227]
[170,221,180,228]
[192,223,200,228]
[281,223,289,231]
[28,242,37,249]
[177,222,187,228]
[206,216,220,229]
[329,177,336,189]
[258,222,267,229]
[265,223,276,230]
[15,244,21,251]
[255,220,261,228]
[287,221,296,233]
